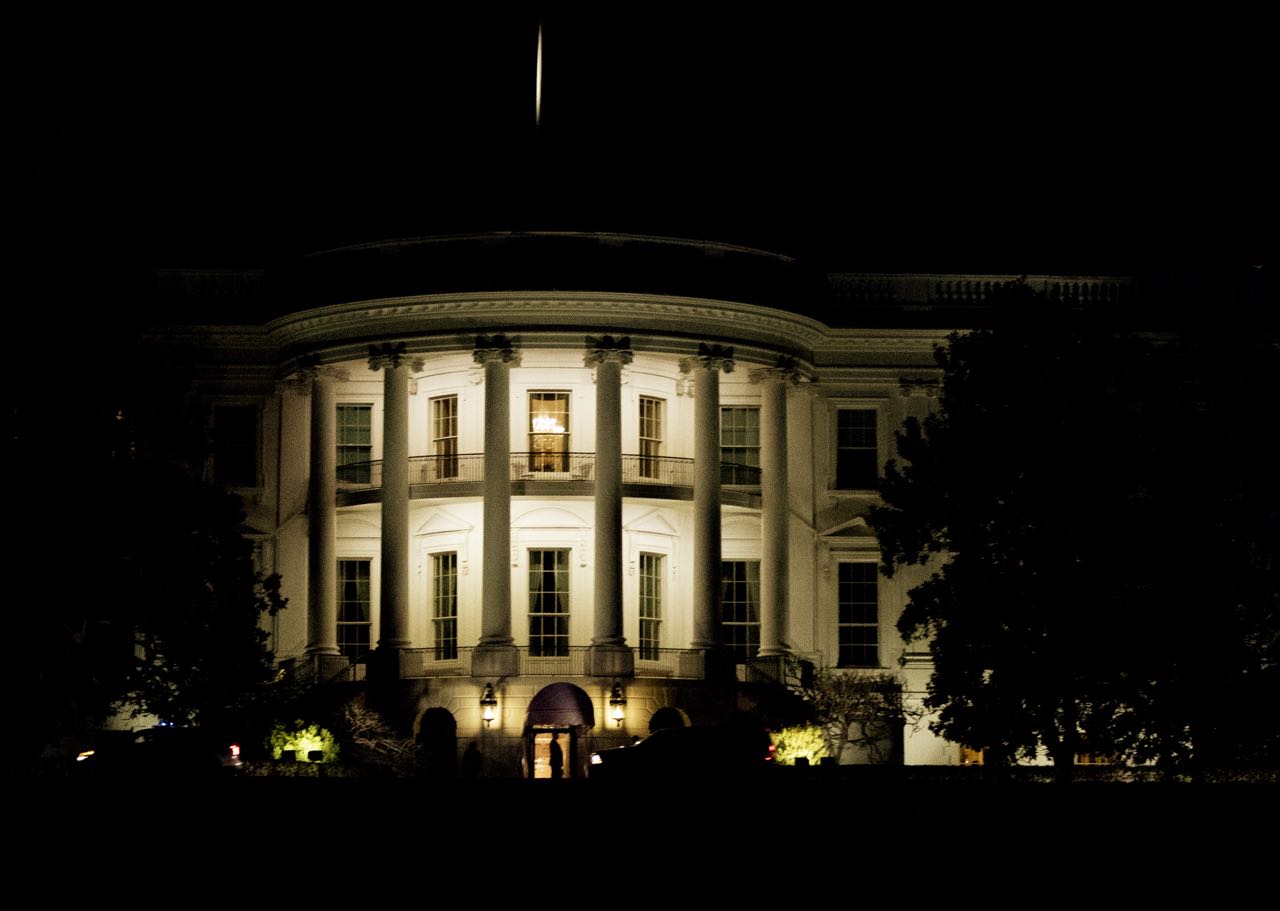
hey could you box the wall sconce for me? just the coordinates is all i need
[480,682,498,727]
[608,684,627,728]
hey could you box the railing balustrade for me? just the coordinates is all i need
[342,454,758,491]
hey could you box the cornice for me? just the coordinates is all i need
[265,291,831,357]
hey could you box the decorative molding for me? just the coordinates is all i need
[367,341,425,372]
[675,378,695,398]
[583,334,635,367]
[678,342,735,375]
[285,354,349,394]
[899,377,940,398]
[748,355,806,386]
[473,333,521,366]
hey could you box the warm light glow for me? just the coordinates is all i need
[230,743,240,758]
[531,415,565,434]
[610,705,625,727]
[590,752,603,765]
[535,22,543,127]
[76,750,95,762]
[482,705,496,725]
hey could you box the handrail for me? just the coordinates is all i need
[340,454,759,489]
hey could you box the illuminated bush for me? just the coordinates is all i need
[773,724,829,766]
[268,719,339,763]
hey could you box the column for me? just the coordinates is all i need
[586,335,634,677]
[473,335,520,678]
[302,364,344,659]
[369,344,423,658]
[679,344,735,653]
[751,363,801,657]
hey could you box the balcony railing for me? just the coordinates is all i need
[339,454,760,492]
[410,453,484,484]
[398,646,708,679]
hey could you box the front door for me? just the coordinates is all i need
[528,727,574,779]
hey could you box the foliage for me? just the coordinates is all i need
[107,459,287,727]
[772,724,829,766]
[873,280,1280,775]
[268,719,340,762]
[800,668,917,764]
[339,703,419,777]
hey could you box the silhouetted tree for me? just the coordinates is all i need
[874,279,1280,779]
[801,668,917,764]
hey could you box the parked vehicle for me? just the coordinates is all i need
[75,725,243,778]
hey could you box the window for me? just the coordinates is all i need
[720,560,760,660]
[836,409,878,489]
[213,405,258,487]
[528,549,570,656]
[432,395,458,479]
[638,396,664,479]
[432,552,458,660]
[529,392,570,472]
[336,404,373,484]
[639,553,663,659]
[838,562,879,667]
[720,406,760,484]
[337,559,371,659]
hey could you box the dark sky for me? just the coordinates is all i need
[69,9,1266,274]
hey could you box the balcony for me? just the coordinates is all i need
[336,453,761,506]
[398,646,707,680]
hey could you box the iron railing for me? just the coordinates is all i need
[622,454,695,486]
[396,645,708,679]
[409,453,484,485]
[341,454,759,490]
[508,451,596,480]
[634,648,706,679]
[721,461,762,486]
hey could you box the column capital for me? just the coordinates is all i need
[473,334,522,366]
[286,355,349,394]
[679,343,735,375]
[583,334,634,367]
[748,356,806,386]
[367,342,425,372]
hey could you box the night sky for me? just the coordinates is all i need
[67,9,1265,274]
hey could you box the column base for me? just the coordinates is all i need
[472,644,519,678]
[744,654,790,685]
[586,644,635,678]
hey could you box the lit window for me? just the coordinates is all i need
[720,406,760,485]
[836,409,878,489]
[838,562,879,667]
[639,553,663,660]
[433,552,458,660]
[639,396,664,479]
[337,559,371,659]
[721,560,760,660]
[213,405,258,487]
[336,404,373,484]
[529,549,570,656]
[529,392,570,472]
[432,395,458,479]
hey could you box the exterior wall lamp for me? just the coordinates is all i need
[608,684,627,728]
[480,682,498,727]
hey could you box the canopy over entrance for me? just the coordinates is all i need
[525,682,595,728]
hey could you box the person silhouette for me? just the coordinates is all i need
[460,741,482,779]
[549,733,564,779]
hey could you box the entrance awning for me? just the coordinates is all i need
[526,682,595,728]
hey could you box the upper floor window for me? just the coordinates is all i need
[838,562,879,667]
[528,549,570,656]
[721,560,760,661]
[433,552,458,660]
[432,395,458,479]
[638,396,665,479]
[213,404,258,487]
[337,558,371,659]
[720,406,760,485]
[638,552,663,660]
[336,404,372,484]
[836,409,878,489]
[529,392,570,472]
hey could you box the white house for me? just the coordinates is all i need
[143,231,1132,776]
